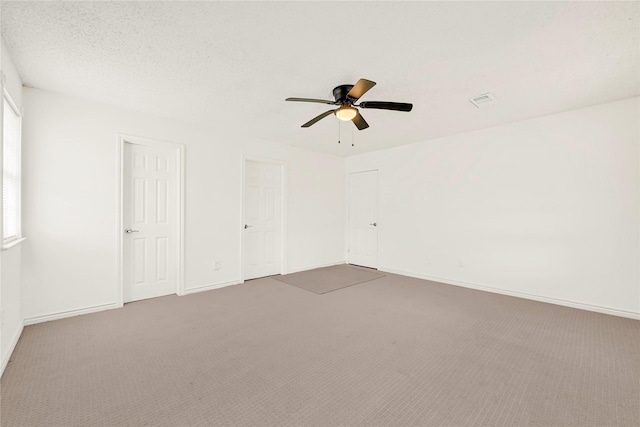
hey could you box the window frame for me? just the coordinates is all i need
[1,77,23,248]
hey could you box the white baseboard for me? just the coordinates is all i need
[24,302,121,326]
[183,262,348,295]
[380,267,640,320]
[183,280,243,295]
[286,260,345,275]
[1,320,24,377]
[184,262,347,294]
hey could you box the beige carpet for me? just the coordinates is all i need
[1,271,639,426]
[273,264,385,294]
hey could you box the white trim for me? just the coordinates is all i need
[1,237,26,251]
[1,87,23,246]
[24,302,120,326]
[116,135,124,305]
[1,320,23,378]
[3,87,21,116]
[116,134,186,306]
[285,260,346,275]
[240,155,288,278]
[183,280,243,295]
[380,267,640,320]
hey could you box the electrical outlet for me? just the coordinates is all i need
[214,260,221,271]
[458,258,464,267]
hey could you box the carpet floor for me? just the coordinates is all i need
[1,269,639,426]
[273,264,385,294]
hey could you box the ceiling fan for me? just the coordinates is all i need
[286,78,413,130]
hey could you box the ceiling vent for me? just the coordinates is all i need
[469,93,497,108]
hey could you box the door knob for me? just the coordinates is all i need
[369,222,377,227]
[125,229,139,233]
[244,224,253,229]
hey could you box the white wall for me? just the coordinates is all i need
[1,37,24,374]
[15,87,640,326]
[347,97,640,317]
[21,87,345,322]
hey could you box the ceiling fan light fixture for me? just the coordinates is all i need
[335,105,357,121]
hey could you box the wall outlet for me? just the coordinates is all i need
[458,258,464,267]
[214,260,221,271]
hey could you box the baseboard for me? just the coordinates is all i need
[24,302,121,326]
[184,262,347,294]
[184,262,347,293]
[1,320,24,378]
[380,267,640,320]
[286,260,345,275]
[183,280,243,295]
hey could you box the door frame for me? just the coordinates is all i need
[240,155,287,281]
[116,133,186,306]
[346,169,380,269]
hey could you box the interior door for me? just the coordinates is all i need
[123,142,178,302]
[348,170,378,268]
[243,161,282,280]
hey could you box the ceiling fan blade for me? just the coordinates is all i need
[347,79,376,100]
[352,111,369,130]
[358,101,413,112]
[286,97,337,105]
[301,110,336,128]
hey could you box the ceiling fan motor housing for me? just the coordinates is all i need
[333,85,355,104]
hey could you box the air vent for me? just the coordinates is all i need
[469,93,497,108]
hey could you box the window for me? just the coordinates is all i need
[3,93,22,245]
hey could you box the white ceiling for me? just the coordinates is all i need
[1,1,638,157]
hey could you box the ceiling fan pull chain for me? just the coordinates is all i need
[338,120,341,144]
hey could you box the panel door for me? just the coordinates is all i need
[348,170,378,268]
[243,161,282,280]
[123,143,178,302]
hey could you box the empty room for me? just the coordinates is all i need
[1,1,639,426]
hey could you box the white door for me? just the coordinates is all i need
[243,161,282,280]
[123,142,178,302]
[348,170,378,268]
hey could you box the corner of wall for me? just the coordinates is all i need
[0,319,23,378]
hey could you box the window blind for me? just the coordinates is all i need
[3,97,21,241]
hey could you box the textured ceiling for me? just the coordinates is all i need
[1,1,639,157]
